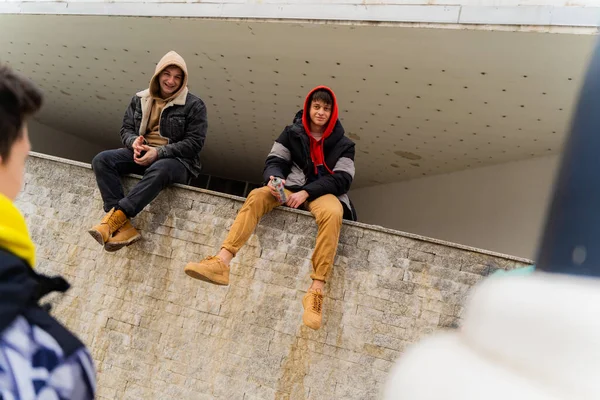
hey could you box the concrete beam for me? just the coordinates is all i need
[0,0,598,28]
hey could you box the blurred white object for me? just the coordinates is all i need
[382,273,600,400]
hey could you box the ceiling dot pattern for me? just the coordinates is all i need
[0,15,594,187]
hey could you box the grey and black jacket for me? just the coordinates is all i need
[263,110,357,221]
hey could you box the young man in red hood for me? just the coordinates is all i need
[185,86,356,330]
[88,51,207,252]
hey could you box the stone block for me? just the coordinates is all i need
[403,270,433,287]
[291,234,316,249]
[407,249,435,263]
[260,249,288,262]
[253,269,298,290]
[418,310,442,329]
[431,254,464,270]
[372,334,409,352]
[461,262,491,276]
[456,270,485,286]
[382,312,416,330]
[285,218,319,237]
[286,245,313,259]
[258,211,287,230]
[338,245,369,260]
[439,314,462,329]
[362,344,401,363]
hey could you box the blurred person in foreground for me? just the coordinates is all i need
[0,64,95,399]
[383,40,600,400]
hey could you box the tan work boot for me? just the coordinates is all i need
[184,256,230,285]
[302,289,324,330]
[104,220,142,252]
[88,208,128,246]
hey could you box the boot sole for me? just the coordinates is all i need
[104,233,142,253]
[184,265,229,286]
[88,229,105,246]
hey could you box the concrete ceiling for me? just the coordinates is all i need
[0,15,595,188]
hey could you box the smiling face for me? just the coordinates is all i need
[309,99,332,131]
[158,65,184,98]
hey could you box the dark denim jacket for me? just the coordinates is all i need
[120,89,208,177]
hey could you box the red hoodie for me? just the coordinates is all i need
[301,86,339,175]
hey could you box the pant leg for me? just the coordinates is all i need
[306,194,344,282]
[221,186,291,256]
[92,148,146,212]
[118,158,190,218]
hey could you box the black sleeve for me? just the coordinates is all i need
[119,96,139,150]
[302,144,355,199]
[157,101,208,160]
[262,127,293,184]
[0,250,83,357]
[0,251,37,332]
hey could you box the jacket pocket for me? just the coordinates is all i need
[168,116,186,141]
[133,110,142,133]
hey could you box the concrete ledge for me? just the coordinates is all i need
[1,2,599,28]
[460,6,600,27]
[29,151,533,264]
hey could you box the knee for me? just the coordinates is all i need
[330,203,344,223]
[315,198,343,225]
[240,187,273,211]
[145,161,172,182]
[92,150,111,171]
[246,187,271,203]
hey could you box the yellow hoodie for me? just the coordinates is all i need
[145,51,189,147]
[0,193,35,267]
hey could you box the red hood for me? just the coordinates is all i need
[302,86,339,141]
[301,86,339,175]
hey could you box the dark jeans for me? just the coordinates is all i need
[92,148,190,218]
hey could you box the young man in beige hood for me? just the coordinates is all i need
[89,51,207,251]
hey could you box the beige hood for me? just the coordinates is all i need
[149,50,188,100]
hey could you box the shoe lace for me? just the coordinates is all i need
[205,256,220,265]
[107,217,123,232]
[102,209,125,232]
[206,256,227,268]
[311,292,323,313]
[101,209,114,224]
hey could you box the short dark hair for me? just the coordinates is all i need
[0,64,43,162]
[309,89,333,106]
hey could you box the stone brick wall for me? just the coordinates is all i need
[16,153,531,400]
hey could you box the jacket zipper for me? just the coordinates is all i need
[296,130,312,176]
